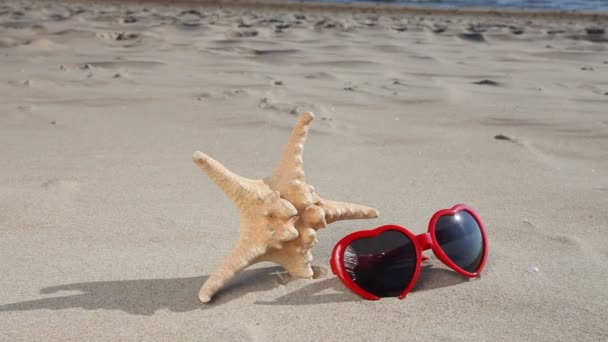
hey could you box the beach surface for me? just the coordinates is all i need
[1,0,607,341]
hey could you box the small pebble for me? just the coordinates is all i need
[527,266,539,274]
[510,27,524,35]
[432,26,446,34]
[50,121,56,125]
[494,134,514,141]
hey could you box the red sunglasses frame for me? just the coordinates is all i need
[329,204,488,300]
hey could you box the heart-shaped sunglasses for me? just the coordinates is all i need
[329,204,488,300]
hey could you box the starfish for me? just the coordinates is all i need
[193,112,379,303]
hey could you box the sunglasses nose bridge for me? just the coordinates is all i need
[416,232,433,251]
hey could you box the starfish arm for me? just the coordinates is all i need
[268,112,314,187]
[319,199,379,224]
[281,257,315,279]
[256,226,317,278]
[198,240,267,303]
[258,248,315,279]
[193,151,261,205]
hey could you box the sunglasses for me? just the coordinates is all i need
[329,204,488,300]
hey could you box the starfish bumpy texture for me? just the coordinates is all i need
[193,112,379,303]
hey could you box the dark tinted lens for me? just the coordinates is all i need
[343,230,417,297]
[434,211,484,273]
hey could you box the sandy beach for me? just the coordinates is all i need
[1,0,607,340]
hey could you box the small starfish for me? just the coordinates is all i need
[193,112,378,303]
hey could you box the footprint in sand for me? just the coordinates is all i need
[473,79,501,86]
[121,16,138,24]
[47,9,72,22]
[195,88,248,101]
[179,9,205,18]
[229,30,259,38]
[521,220,584,251]
[258,96,328,116]
[432,25,447,34]
[41,178,81,193]
[509,26,525,35]
[22,38,60,50]
[458,32,486,42]
[567,27,608,43]
[176,10,206,30]
[96,31,141,41]
[0,37,20,48]
[178,20,204,30]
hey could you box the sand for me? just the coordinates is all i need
[1,0,607,340]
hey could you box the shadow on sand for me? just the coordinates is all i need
[0,267,285,316]
[0,263,469,315]
[255,264,470,305]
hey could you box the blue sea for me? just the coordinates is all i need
[314,0,608,11]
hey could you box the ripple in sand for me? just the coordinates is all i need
[304,72,334,80]
[177,20,205,30]
[253,48,298,56]
[77,61,166,69]
[206,46,255,56]
[302,60,377,68]
[480,117,551,128]
[0,22,45,30]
